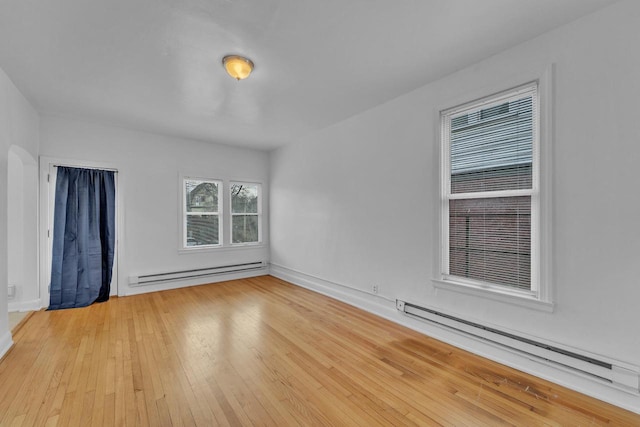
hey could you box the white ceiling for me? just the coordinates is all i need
[0,0,617,150]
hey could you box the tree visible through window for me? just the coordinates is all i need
[442,83,538,293]
[231,183,261,244]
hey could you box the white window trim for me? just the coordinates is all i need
[181,176,223,251]
[229,181,263,246]
[434,66,554,312]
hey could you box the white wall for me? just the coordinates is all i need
[7,150,24,297]
[39,115,270,298]
[270,0,640,412]
[7,145,39,312]
[0,66,40,357]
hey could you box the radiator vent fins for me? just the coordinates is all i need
[396,300,639,394]
[129,262,266,286]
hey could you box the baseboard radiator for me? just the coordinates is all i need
[129,261,267,287]
[396,300,640,393]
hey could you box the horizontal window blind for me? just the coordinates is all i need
[443,82,538,292]
[450,93,534,194]
[186,215,220,246]
[449,196,531,290]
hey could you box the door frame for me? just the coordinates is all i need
[39,156,122,307]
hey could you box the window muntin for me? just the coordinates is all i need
[230,182,261,244]
[184,178,221,248]
[442,82,538,295]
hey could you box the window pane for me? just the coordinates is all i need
[186,180,218,212]
[450,96,533,193]
[449,196,531,290]
[232,215,259,243]
[186,215,219,246]
[231,184,258,213]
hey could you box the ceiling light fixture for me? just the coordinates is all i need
[222,55,254,80]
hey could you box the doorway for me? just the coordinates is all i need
[39,158,119,307]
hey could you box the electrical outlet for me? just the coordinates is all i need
[7,285,15,299]
[372,284,379,294]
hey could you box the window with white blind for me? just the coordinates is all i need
[440,82,540,297]
[183,178,221,248]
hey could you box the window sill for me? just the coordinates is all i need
[230,242,262,248]
[178,244,266,254]
[432,278,554,313]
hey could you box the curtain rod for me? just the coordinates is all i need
[53,164,119,173]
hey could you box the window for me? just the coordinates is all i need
[230,182,261,244]
[183,178,221,248]
[441,82,539,297]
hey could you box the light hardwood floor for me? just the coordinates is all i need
[1,275,638,426]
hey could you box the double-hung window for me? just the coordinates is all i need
[183,178,221,248]
[441,82,540,298]
[230,182,261,244]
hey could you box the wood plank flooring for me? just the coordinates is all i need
[1,275,638,426]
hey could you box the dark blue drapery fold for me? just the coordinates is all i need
[49,167,115,310]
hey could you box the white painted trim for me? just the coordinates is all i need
[437,66,554,304]
[537,64,554,304]
[0,331,13,361]
[270,262,395,308]
[432,278,554,312]
[177,244,267,254]
[442,82,539,116]
[270,264,640,414]
[447,188,533,200]
[8,299,43,312]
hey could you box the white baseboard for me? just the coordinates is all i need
[8,299,43,312]
[122,268,269,297]
[269,263,640,415]
[269,263,395,317]
[0,330,13,361]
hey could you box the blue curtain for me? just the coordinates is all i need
[49,167,116,310]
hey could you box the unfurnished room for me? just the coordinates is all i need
[1,0,640,425]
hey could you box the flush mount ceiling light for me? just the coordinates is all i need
[222,55,254,80]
